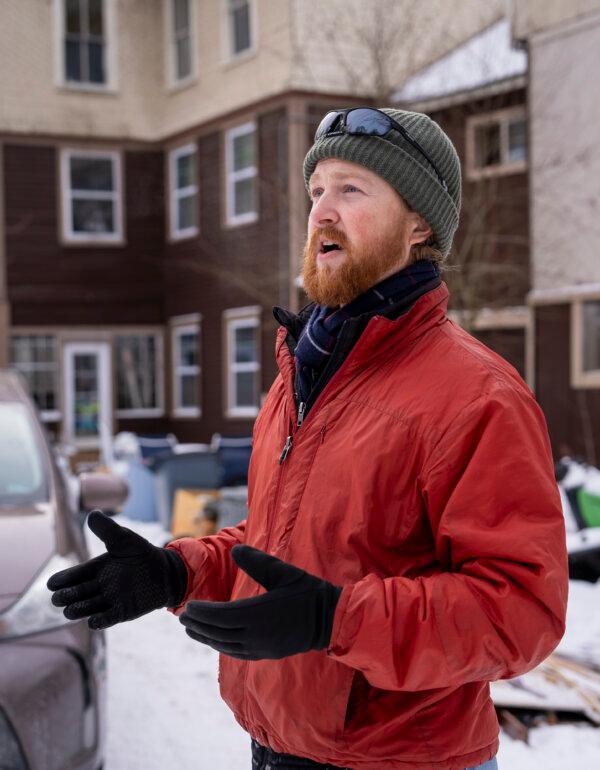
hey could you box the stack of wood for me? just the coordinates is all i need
[491,653,600,742]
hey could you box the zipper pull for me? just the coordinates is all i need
[297,401,306,428]
[279,435,293,464]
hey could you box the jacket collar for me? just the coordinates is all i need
[274,281,450,373]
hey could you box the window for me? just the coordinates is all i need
[467,107,527,179]
[64,0,106,85]
[571,298,600,388]
[226,0,253,58]
[225,307,260,417]
[10,335,60,420]
[225,122,258,226]
[170,144,199,238]
[582,301,600,373]
[171,320,201,417]
[61,150,123,242]
[168,0,195,84]
[115,334,163,417]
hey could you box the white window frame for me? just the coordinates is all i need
[572,296,600,389]
[60,149,124,244]
[171,315,201,418]
[225,121,258,227]
[9,334,61,422]
[164,0,198,89]
[114,332,165,419]
[224,306,260,418]
[221,0,257,63]
[169,144,199,240]
[53,0,118,92]
[466,105,527,181]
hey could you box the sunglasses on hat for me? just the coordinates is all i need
[314,107,448,192]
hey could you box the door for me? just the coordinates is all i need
[63,342,112,452]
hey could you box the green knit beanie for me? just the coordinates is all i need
[303,108,461,257]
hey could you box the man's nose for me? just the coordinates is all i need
[308,193,340,228]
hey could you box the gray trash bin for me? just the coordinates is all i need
[218,486,248,529]
[151,450,223,531]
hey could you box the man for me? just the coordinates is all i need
[48,108,568,770]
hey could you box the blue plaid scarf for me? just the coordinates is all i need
[294,260,439,403]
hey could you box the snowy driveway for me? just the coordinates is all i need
[91,518,600,770]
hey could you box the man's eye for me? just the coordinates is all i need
[344,185,359,193]
[310,189,322,199]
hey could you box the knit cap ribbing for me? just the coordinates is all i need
[303,108,461,256]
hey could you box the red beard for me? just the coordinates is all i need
[301,224,409,307]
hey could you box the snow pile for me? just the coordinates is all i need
[394,18,527,104]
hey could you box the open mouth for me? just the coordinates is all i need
[318,240,344,257]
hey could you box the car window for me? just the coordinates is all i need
[0,402,49,506]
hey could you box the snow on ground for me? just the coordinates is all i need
[87,517,600,770]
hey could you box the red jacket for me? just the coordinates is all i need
[169,283,568,770]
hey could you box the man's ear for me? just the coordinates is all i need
[408,215,433,247]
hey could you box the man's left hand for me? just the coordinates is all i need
[179,545,342,660]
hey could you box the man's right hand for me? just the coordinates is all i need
[47,510,188,630]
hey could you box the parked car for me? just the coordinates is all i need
[0,370,127,770]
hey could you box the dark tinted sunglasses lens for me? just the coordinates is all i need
[315,112,342,139]
[344,109,390,136]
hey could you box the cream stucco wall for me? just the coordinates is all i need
[0,0,294,141]
[0,0,165,140]
[529,9,600,290]
[0,0,505,142]
[513,0,600,39]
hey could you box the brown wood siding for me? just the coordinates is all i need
[535,304,600,462]
[474,328,526,379]
[4,144,165,326]
[164,107,288,442]
[429,90,530,310]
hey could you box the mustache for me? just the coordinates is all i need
[308,226,350,253]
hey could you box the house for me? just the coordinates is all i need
[0,0,504,462]
[509,0,600,462]
[394,18,530,380]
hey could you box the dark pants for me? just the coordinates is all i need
[251,740,352,770]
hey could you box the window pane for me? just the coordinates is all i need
[232,2,250,54]
[178,332,198,366]
[72,198,115,233]
[116,336,157,410]
[65,39,81,81]
[181,373,198,408]
[29,369,57,412]
[9,336,58,412]
[234,326,257,363]
[233,132,255,171]
[176,152,195,189]
[74,354,99,437]
[583,302,600,372]
[70,157,114,191]
[177,194,198,231]
[66,0,81,34]
[88,0,104,35]
[174,0,190,32]
[508,118,527,163]
[235,371,257,407]
[475,123,501,168]
[176,35,191,80]
[234,177,256,216]
[88,41,105,83]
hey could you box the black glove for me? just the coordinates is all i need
[179,545,342,660]
[47,510,188,630]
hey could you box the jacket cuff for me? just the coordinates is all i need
[163,545,190,609]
